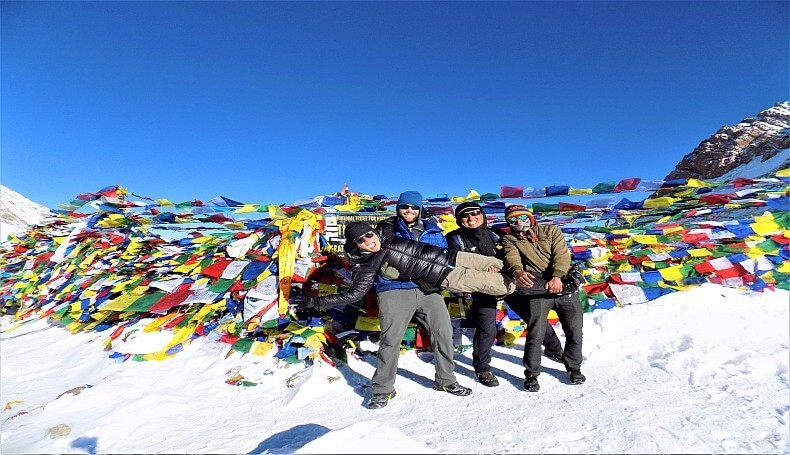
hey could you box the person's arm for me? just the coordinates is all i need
[313,266,377,309]
[548,225,571,278]
[501,235,535,287]
[500,235,523,276]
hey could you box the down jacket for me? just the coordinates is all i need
[314,228,458,309]
[375,215,448,292]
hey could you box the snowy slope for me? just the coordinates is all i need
[1,284,788,454]
[0,185,50,242]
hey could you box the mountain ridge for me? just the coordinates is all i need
[666,101,789,180]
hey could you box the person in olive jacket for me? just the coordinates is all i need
[445,202,565,388]
[500,204,585,392]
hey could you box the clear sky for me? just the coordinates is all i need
[2,1,788,209]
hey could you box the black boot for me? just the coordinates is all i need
[475,371,500,387]
[523,374,540,392]
[568,369,586,385]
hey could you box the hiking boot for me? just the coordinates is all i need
[475,371,499,387]
[523,374,540,392]
[433,382,472,396]
[568,369,586,385]
[366,390,396,409]
[544,348,564,363]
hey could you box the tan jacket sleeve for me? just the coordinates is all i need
[500,235,524,276]
[548,225,571,278]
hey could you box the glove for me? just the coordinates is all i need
[288,294,318,313]
[379,261,401,280]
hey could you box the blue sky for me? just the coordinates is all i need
[2,1,788,209]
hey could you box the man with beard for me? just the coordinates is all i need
[445,202,565,388]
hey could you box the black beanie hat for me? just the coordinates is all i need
[344,222,375,242]
[454,201,483,218]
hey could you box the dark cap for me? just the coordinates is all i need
[454,201,483,218]
[344,222,375,242]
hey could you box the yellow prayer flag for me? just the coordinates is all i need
[142,351,172,361]
[750,221,782,236]
[164,326,197,350]
[569,188,593,195]
[250,341,274,356]
[354,316,381,332]
[686,178,710,188]
[659,266,685,281]
[642,197,678,209]
[688,248,713,257]
[100,294,141,311]
[753,212,775,223]
[268,204,288,220]
[234,204,259,214]
[631,235,660,245]
[333,203,363,212]
[775,168,790,178]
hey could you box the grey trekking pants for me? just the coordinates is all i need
[372,288,457,394]
[440,251,516,296]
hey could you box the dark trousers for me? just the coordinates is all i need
[506,292,583,376]
[469,293,563,373]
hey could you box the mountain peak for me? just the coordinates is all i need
[666,101,789,180]
[1,185,51,241]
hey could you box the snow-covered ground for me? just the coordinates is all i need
[1,283,788,454]
[0,185,50,242]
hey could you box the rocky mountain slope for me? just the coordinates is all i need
[666,101,789,180]
[0,185,51,241]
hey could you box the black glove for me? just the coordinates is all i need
[288,294,318,313]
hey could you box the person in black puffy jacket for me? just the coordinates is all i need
[295,222,516,312]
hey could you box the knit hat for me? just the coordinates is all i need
[396,191,423,209]
[504,204,530,220]
[344,222,375,243]
[454,201,483,218]
[505,204,535,230]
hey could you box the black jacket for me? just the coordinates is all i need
[445,225,506,305]
[314,228,458,309]
[445,225,505,258]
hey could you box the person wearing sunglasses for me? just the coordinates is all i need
[292,214,518,408]
[500,204,585,392]
[364,190,470,409]
[445,202,565,388]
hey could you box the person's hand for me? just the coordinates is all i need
[514,270,535,287]
[545,277,563,294]
[379,261,401,280]
[487,265,500,273]
[288,294,316,313]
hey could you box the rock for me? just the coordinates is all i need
[666,102,789,180]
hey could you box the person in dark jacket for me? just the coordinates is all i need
[500,204,585,392]
[293,197,515,408]
[445,202,565,388]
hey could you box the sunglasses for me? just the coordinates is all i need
[398,204,420,211]
[458,210,482,219]
[354,231,377,244]
[507,215,530,223]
